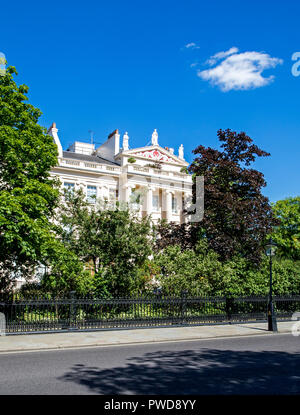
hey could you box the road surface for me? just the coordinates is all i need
[0,333,300,394]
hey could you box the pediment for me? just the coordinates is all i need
[122,146,187,165]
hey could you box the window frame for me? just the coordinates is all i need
[87,185,97,204]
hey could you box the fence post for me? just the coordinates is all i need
[181,290,187,325]
[69,291,77,330]
[226,297,234,322]
[0,299,6,336]
[153,288,162,324]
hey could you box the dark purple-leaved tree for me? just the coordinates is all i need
[187,128,277,263]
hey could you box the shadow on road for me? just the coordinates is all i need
[59,348,300,395]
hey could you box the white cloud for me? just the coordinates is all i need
[184,42,200,49]
[198,49,283,91]
[206,47,239,66]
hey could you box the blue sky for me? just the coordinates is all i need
[1,0,299,202]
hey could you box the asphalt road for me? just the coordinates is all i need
[0,333,300,395]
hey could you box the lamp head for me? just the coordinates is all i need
[265,237,277,257]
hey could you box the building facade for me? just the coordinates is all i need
[49,123,193,223]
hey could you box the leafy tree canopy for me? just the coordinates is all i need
[50,190,155,296]
[271,196,300,260]
[188,129,277,263]
[0,67,59,291]
[153,240,300,297]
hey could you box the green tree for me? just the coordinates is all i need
[52,189,154,296]
[271,196,300,260]
[153,241,300,297]
[154,240,223,296]
[38,235,91,296]
[0,67,60,291]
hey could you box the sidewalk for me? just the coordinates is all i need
[0,321,295,354]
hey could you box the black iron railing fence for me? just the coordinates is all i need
[0,293,299,334]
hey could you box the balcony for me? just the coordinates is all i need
[126,164,192,183]
[59,158,121,174]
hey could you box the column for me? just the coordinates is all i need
[123,184,134,204]
[178,191,184,223]
[165,190,172,222]
[146,187,153,215]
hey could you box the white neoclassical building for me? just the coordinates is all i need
[48,123,193,223]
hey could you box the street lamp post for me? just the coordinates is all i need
[265,238,278,332]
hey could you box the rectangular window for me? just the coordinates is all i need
[152,195,159,211]
[87,185,97,203]
[64,182,75,192]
